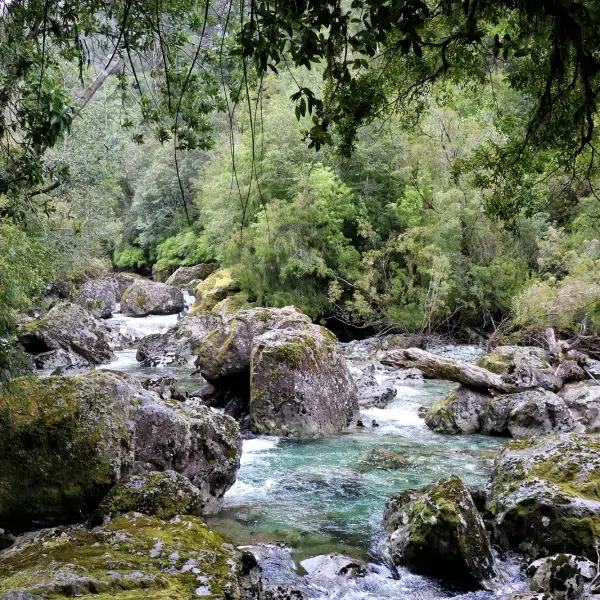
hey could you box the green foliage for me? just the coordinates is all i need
[113,245,147,270]
[155,229,212,267]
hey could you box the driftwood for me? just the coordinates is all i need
[381,348,516,392]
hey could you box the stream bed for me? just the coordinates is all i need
[97,306,527,600]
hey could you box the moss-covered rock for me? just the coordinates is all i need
[425,386,574,438]
[476,346,550,374]
[487,433,600,558]
[121,279,184,317]
[98,471,202,520]
[0,513,260,599]
[0,371,241,531]
[18,302,114,365]
[358,448,409,471]
[383,475,498,590]
[166,263,219,287]
[250,325,358,437]
[191,268,240,314]
[527,554,596,600]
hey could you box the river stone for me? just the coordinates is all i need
[359,448,409,471]
[136,332,187,366]
[0,513,261,599]
[426,387,574,438]
[249,325,359,436]
[191,268,240,313]
[18,302,114,364]
[32,348,89,371]
[166,263,219,287]
[300,554,367,578]
[559,382,600,432]
[383,475,498,590]
[141,376,185,401]
[487,433,600,558]
[476,346,550,374]
[0,371,241,531]
[197,306,312,380]
[72,278,119,318]
[121,279,184,317]
[527,554,597,600]
[97,471,202,519]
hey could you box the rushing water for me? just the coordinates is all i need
[92,303,526,599]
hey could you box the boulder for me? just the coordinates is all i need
[0,371,241,531]
[171,313,221,352]
[191,268,240,313]
[120,279,184,317]
[300,554,367,578]
[112,272,143,297]
[250,325,359,436]
[136,332,188,367]
[141,376,185,401]
[358,448,409,471]
[487,433,600,558]
[97,471,203,520]
[18,302,114,364]
[383,475,497,590]
[426,387,574,438]
[72,278,119,319]
[32,348,89,371]
[166,263,219,287]
[559,382,600,432]
[0,513,261,599]
[527,554,596,600]
[476,346,550,374]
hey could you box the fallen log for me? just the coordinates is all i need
[381,348,517,393]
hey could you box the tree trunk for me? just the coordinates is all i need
[381,348,516,392]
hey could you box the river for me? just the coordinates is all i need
[97,302,527,600]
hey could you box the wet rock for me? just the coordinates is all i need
[18,302,114,364]
[72,278,119,319]
[559,382,600,432]
[171,313,220,352]
[121,279,184,317]
[527,554,596,600]
[0,371,241,531]
[487,433,600,558]
[166,263,219,287]
[359,386,397,408]
[32,348,89,371]
[189,384,249,420]
[191,268,240,313]
[426,386,574,438]
[0,513,258,599]
[466,485,488,513]
[141,376,185,401]
[261,588,308,600]
[250,325,359,436]
[359,448,409,471]
[383,475,497,590]
[136,332,187,366]
[97,471,202,519]
[300,554,368,578]
[476,346,550,374]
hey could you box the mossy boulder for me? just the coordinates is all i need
[166,263,219,287]
[383,475,498,590]
[476,346,550,374]
[0,371,241,531]
[358,448,409,471]
[121,279,184,317]
[425,386,574,438]
[18,302,115,365]
[250,325,359,436]
[98,471,202,520]
[72,279,119,319]
[0,513,261,599]
[527,554,596,600]
[487,433,600,558]
[191,268,240,313]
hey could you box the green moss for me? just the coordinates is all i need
[0,513,245,599]
[476,353,511,374]
[270,341,307,367]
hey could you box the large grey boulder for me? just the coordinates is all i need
[476,346,550,374]
[18,302,114,364]
[425,387,574,438]
[72,278,119,318]
[166,263,219,287]
[383,475,498,590]
[559,382,600,432]
[250,325,359,436]
[120,279,184,317]
[487,433,600,558]
[0,371,241,531]
[527,554,597,600]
